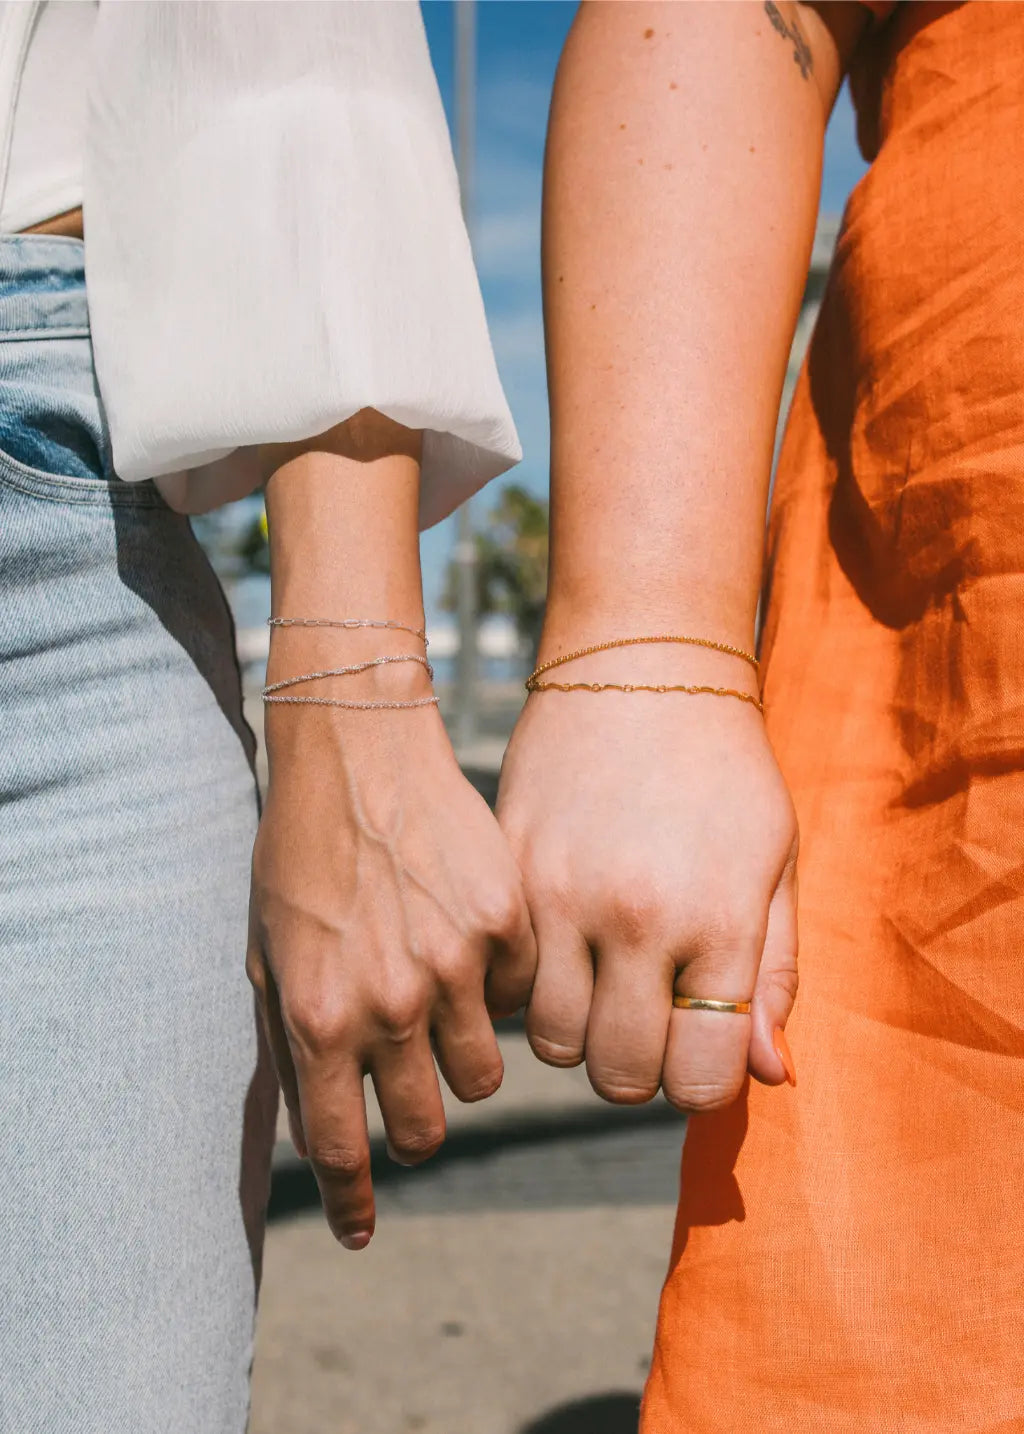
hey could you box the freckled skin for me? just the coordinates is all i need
[510,0,855,1116]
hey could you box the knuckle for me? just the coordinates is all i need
[476,883,525,942]
[454,1062,504,1103]
[760,964,799,1004]
[700,903,765,956]
[603,884,663,948]
[663,1073,745,1114]
[245,951,267,997]
[309,1141,368,1181]
[376,979,428,1041]
[282,992,350,1057]
[390,1124,445,1163]
[432,942,479,991]
[588,1072,658,1105]
[522,852,575,916]
[528,1031,584,1068]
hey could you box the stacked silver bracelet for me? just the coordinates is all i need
[261,618,439,712]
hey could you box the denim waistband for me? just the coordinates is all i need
[0,234,88,339]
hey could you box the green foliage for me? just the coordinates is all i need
[442,484,549,656]
[238,506,270,575]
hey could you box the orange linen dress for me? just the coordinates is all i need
[641,5,1024,1430]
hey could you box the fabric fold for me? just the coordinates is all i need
[83,0,520,527]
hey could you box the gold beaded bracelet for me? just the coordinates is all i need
[525,635,763,712]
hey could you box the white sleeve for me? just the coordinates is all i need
[83,0,521,529]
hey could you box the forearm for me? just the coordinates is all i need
[250,421,535,1248]
[541,1,857,652]
[261,410,432,770]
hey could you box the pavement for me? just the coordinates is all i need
[250,1027,685,1434]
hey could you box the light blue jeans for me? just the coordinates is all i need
[0,236,277,1433]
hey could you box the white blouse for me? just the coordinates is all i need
[0,0,521,528]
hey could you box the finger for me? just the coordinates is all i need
[433,976,505,1103]
[246,946,307,1158]
[662,925,763,1113]
[483,897,538,1018]
[296,1054,375,1250]
[370,1026,447,1167]
[749,855,799,1086]
[585,944,674,1103]
[524,917,594,1067]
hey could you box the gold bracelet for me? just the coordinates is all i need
[525,678,763,712]
[528,634,758,684]
[525,634,762,711]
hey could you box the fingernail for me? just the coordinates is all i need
[386,1141,414,1168]
[773,1027,797,1087]
[340,1230,372,1252]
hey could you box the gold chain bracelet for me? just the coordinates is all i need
[526,678,763,712]
[525,634,762,712]
[528,634,758,682]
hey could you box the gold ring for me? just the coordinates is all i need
[672,996,751,1014]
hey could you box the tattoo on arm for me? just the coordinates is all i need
[764,1,813,79]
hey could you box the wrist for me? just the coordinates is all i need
[262,621,441,773]
[263,685,450,788]
[265,417,424,625]
[538,589,757,668]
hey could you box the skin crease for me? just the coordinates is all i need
[247,412,536,1249]
[496,1,867,1109]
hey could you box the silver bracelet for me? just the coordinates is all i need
[262,693,440,711]
[268,616,427,644]
[262,653,433,696]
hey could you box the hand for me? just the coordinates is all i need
[247,701,536,1249]
[496,678,797,1111]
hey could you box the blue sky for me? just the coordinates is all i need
[418,1,869,617]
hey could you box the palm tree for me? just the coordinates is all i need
[442,484,549,659]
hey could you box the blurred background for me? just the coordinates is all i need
[191,5,871,1431]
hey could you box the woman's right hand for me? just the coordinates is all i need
[247,693,536,1250]
[496,672,799,1113]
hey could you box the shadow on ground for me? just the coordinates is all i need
[519,1392,641,1434]
[268,1102,685,1221]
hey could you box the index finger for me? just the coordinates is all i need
[295,1054,375,1250]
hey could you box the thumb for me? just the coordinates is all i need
[748,850,799,1086]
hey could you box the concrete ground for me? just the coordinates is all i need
[250,1030,685,1434]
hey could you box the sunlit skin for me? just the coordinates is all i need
[31,4,869,1246]
[497,2,867,1110]
[247,411,537,1250]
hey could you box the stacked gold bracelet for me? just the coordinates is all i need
[525,634,763,712]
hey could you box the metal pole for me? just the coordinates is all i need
[453,0,478,755]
